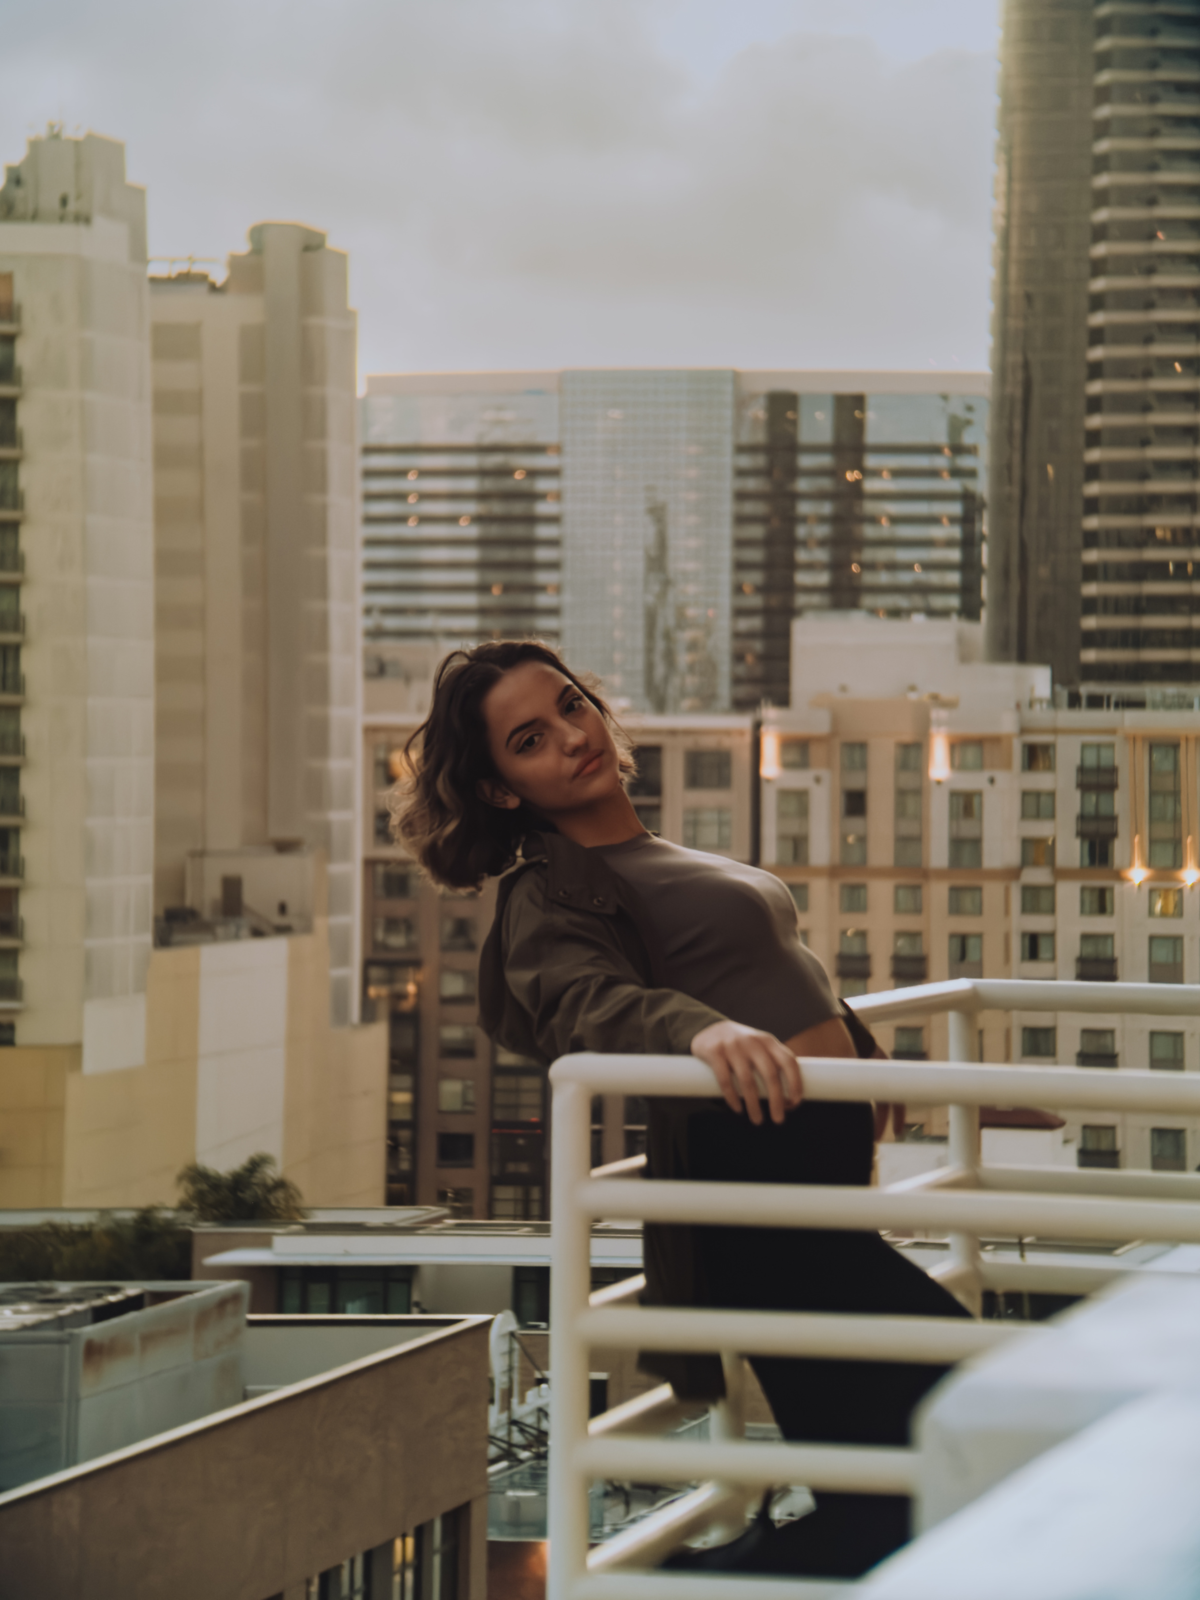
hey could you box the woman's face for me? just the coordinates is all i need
[479,661,623,820]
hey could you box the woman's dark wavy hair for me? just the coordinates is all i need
[391,640,635,889]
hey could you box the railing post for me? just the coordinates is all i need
[548,1078,593,1600]
[946,1009,983,1315]
[702,1352,751,1546]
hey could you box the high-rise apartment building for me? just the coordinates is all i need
[360,370,988,712]
[149,223,360,1025]
[989,0,1200,694]
[0,129,154,1070]
[0,130,384,1208]
[766,612,1200,1174]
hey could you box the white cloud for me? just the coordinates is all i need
[0,0,998,376]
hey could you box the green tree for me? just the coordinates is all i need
[176,1152,306,1223]
[0,1209,191,1281]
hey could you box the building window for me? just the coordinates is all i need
[1021,932,1055,962]
[279,1266,413,1316]
[683,807,732,851]
[684,749,731,790]
[373,864,416,900]
[789,883,809,914]
[896,743,922,773]
[0,1022,13,1047]
[948,885,982,916]
[1021,791,1055,820]
[513,1265,550,1325]
[1149,742,1182,869]
[776,789,809,864]
[781,739,809,769]
[373,810,394,845]
[894,884,922,914]
[949,839,982,869]
[839,883,867,914]
[437,1078,475,1114]
[1081,886,1114,917]
[841,781,866,865]
[1022,743,1055,772]
[1022,1026,1057,1058]
[951,741,983,771]
[1078,1028,1117,1068]
[1150,1032,1185,1071]
[493,1184,544,1222]
[894,1026,926,1059]
[438,1023,477,1059]
[373,741,404,790]
[630,745,662,796]
[1149,888,1183,919]
[493,1069,546,1123]
[1021,837,1055,868]
[437,1132,475,1168]
[441,915,476,951]
[1079,1126,1119,1170]
[1080,838,1113,868]
[1080,742,1115,771]
[1151,1128,1187,1173]
[949,932,982,976]
[439,968,476,1003]
[373,916,417,952]
[1021,885,1055,916]
[948,790,982,869]
[630,744,663,832]
[841,742,867,773]
[1079,933,1116,981]
[1149,935,1184,984]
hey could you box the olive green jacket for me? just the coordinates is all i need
[478,832,880,1399]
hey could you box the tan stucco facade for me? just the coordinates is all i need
[2,913,385,1209]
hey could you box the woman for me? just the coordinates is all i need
[395,639,966,1578]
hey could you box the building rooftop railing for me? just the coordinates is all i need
[548,977,1200,1599]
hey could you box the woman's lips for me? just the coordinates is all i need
[574,751,603,779]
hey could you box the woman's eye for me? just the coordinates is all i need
[518,732,539,753]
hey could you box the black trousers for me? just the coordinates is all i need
[684,1100,968,1573]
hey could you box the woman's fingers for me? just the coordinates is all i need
[768,1037,804,1107]
[729,1049,766,1124]
[708,1049,745,1115]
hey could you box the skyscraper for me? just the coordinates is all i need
[989,0,1200,695]
[360,369,988,711]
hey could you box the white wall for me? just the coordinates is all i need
[194,937,288,1169]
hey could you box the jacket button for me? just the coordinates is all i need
[592,896,605,907]
[557,888,569,899]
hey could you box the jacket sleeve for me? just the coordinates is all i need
[503,871,726,1061]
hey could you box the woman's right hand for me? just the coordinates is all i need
[690,1020,804,1126]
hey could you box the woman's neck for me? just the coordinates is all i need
[544,787,647,850]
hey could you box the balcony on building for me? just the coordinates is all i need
[1077,764,1119,790]
[891,953,929,985]
[1077,814,1119,840]
[1077,957,1119,981]
[835,951,871,981]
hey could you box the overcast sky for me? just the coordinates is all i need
[2,0,1001,381]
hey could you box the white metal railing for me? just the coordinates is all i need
[548,979,1200,1600]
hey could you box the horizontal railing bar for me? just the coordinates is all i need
[584,1482,743,1575]
[587,1383,692,1438]
[552,1054,1200,1113]
[883,1164,973,1194]
[592,1154,650,1179]
[573,1573,854,1599]
[979,1163,1200,1199]
[589,1273,646,1309]
[578,1307,1038,1362]
[846,977,1200,1022]
[576,1177,1200,1245]
[576,1436,917,1494]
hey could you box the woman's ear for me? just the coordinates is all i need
[477,777,522,811]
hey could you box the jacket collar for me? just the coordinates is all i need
[521,829,621,916]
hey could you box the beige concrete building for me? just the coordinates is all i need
[0,128,154,1074]
[767,612,1200,1172]
[149,223,360,1028]
[0,130,384,1210]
